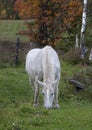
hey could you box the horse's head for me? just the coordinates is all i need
[37,80,57,109]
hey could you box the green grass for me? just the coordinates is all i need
[0,20,29,42]
[0,63,92,130]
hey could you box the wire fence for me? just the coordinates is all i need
[0,38,30,68]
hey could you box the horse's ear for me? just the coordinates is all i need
[37,80,44,87]
[52,80,57,87]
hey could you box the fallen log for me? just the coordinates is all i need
[69,79,85,93]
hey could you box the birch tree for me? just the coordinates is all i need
[89,49,92,61]
[80,0,87,59]
[75,34,79,48]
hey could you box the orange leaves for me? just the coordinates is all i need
[14,0,82,46]
[64,0,82,24]
[14,0,39,19]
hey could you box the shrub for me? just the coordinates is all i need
[63,48,92,65]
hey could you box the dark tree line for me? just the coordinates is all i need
[0,0,19,19]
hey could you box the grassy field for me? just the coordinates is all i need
[0,63,92,130]
[0,20,29,42]
[0,20,92,130]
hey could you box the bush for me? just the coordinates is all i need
[59,60,92,103]
[63,48,92,65]
[69,66,92,102]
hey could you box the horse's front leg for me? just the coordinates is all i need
[34,78,39,107]
[54,84,60,108]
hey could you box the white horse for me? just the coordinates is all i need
[26,46,60,109]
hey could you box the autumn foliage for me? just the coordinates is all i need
[14,0,39,19]
[14,0,82,46]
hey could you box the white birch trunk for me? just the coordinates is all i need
[89,49,92,61]
[75,34,79,48]
[81,0,87,33]
[80,0,87,59]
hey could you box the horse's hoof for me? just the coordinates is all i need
[54,104,60,109]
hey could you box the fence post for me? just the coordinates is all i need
[14,37,20,67]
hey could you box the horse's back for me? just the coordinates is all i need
[26,48,42,79]
[26,46,60,81]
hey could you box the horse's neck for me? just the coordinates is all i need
[43,48,55,82]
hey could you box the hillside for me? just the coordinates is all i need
[0,20,29,42]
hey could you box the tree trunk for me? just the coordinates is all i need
[89,49,92,61]
[80,0,87,59]
[75,34,79,48]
